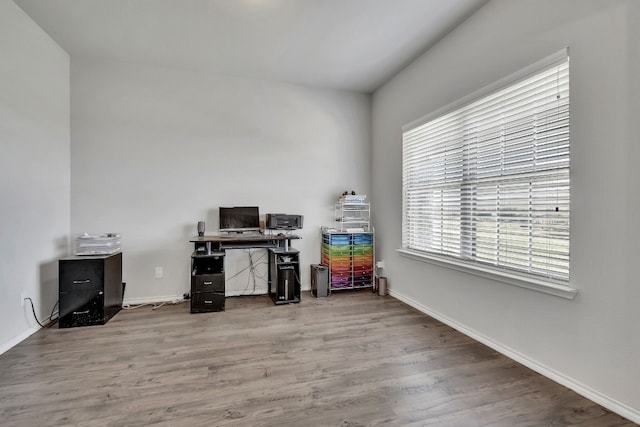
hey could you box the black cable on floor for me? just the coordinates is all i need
[24,297,46,327]
[49,300,59,323]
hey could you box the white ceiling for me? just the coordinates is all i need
[14,0,488,92]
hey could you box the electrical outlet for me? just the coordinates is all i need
[20,291,27,307]
[154,267,164,279]
[376,260,385,269]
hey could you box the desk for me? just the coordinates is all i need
[189,233,301,311]
[190,233,300,252]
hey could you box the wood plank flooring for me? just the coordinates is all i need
[0,291,634,426]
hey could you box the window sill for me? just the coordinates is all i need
[396,249,577,300]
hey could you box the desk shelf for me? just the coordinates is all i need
[190,251,225,313]
[268,248,301,305]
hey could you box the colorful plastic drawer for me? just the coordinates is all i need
[353,278,373,287]
[326,263,351,270]
[352,255,373,264]
[352,244,373,255]
[352,234,373,244]
[322,245,351,256]
[331,253,351,259]
[330,271,351,278]
[323,235,351,245]
[331,282,351,289]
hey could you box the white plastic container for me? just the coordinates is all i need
[75,233,121,255]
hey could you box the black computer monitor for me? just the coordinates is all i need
[219,206,260,233]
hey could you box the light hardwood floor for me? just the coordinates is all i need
[0,291,634,426]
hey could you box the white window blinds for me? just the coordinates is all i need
[402,50,570,282]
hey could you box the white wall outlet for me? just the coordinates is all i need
[20,291,27,307]
[376,260,385,269]
[154,267,164,279]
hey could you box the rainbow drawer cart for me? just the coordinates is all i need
[321,228,374,292]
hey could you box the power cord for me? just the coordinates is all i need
[225,252,267,280]
[245,249,268,293]
[24,297,59,328]
[49,300,59,322]
[122,300,184,310]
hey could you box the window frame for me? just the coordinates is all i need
[398,48,577,299]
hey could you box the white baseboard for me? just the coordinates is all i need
[0,308,59,356]
[225,290,267,297]
[123,294,185,306]
[389,289,640,424]
[224,286,311,297]
[1,295,187,356]
[0,326,40,356]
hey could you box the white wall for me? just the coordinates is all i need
[0,1,70,352]
[372,0,640,420]
[71,58,371,302]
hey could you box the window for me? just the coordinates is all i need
[401,50,571,289]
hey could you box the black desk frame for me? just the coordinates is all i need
[190,233,299,253]
[190,233,301,305]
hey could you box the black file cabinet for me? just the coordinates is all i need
[58,252,123,328]
[268,248,301,305]
[191,252,225,313]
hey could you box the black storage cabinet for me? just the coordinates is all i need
[191,251,225,313]
[268,248,301,304]
[58,252,123,328]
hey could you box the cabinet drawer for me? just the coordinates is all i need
[59,291,105,328]
[191,292,225,313]
[59,259,103,292]
[192,274,224,293]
